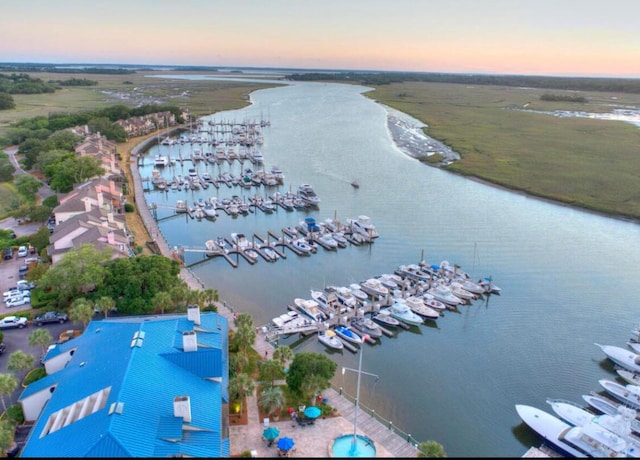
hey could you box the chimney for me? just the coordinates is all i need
[173,395,192,423]
[107,231,115,245]
[107,211,114,223]
[187,305,201,325]
[182,331,197,352]
[84,198,92,212]
[97,189,104,207]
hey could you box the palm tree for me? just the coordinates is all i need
[300,374,328,405]
[202,288,219,309]
[231,325,256,357]
[151,291,172,315]
[259,385,285,418]
[95,295,116,318]
[258,359,285,386]
[0,374,17,412]
[234,312,254,330]
[28,328,53,357]
[417,440,447,458]
[70,297,94,328]
[229,373,255,414]
[272,345,294,370]
[229,353,249,378]
[7,351,35,382]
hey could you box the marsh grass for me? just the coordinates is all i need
[367,82,640,220]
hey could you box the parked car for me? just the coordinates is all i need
[3,289,30,302]
[0,343,6,354]
[18,264,29,274]
[17,246,28,258]
[0,316,29,329]
[3,247,13,260]
[16,280,35,290]
[6,296,31,308]
[34,311,68,326]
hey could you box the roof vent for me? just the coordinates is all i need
[182,331,197,352]
[173,395,192,423]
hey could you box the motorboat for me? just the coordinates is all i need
[616,368,640,386]
[346,215,379,239]
[154,154,170,166]
[331,232,348,248]
[328,285,358,308]
[261,246,280,262]
[282,226,298,238]
[372,309,401,328]
[547,398,640,445]
[454,278,487,295]
[385,300,423,327]
[193,207,205,219]
[426,285,464,307]
[175,200,188,213]
[244,246,259,262]
[333,325,362,345]
[203,202,218,218]
[349,284,369,302]
[582,393,640,435]
[298,217,320,235]
[292,238,313,254]
[310,289,343,315]
[395,264,434,283]
[359,278,389,298]
[401,296,440,320]
[479,276,501,294]
[376,275,399,290]
[318,330,343,350]
[272,311,301,328]
[439,260,471,281]
[349,316,383,339]
[297,183,320,206]
[515,404,633,458]
[231,233,251,251]
[599,379,640,409]
[317,233,339,249]
[448,282,477,302]
[294,298,327,322]
[204,239,225,257]
[628,339,640,354]
[594,343,640,373]
[421,293,448,311]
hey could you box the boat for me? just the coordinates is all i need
[426,285,464,307]
[318,330,344,350]
[328,285,358,308]
[448,282,477,302]
[372,308,402,328]
[616,369,640,386]
[349,316,383,339]
[297,183,321,206]
[203,202,218,218]
[292,238,313,254]
[582,393,640,435]
[384,300,424,327]
[594,343,640,373]
[547,398,640,455]
[351,180,360,189]
[479,276,502,294]
[455,278,487,295]
[599,379,640,409]
[395,264,434,283]
[271,311,300,328]
[346,215,379,239]
[193,207,205,219]
[261,246,280,262]
[231,233,251,251]
[294,298,327,322]
[401,296,441,320]
[515,404,634,458]
[244,246,259,262]
[204,239,225,257]
[359,278,389,298]
[298,217,321,235]
[349,284,369,302]
[175,200,188,213]
[317,232,339,249]
[333,325,362,345]
[154,154,170,166]
[310,289,343,315]
[376,275,399,290]
[628,339,640,354]
[331,231,348,247]
[421,293,448,311]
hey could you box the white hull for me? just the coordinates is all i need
[595,343,640,373]
[599,379,640,409]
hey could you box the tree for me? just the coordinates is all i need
[272,345,294,370]
[151,291,172,315]
[417,441,447,458]
[259,385,285,418]
[0,419,15,457]
[7,351,35,381]
[14,174,42,201]
[28,328,53,357]
[37,243,112,305]
[286,352,337,397]
[202,288,219,309]
[70,297,94,328]
[230,325,256,357]
[258,359,285,386]
[0,93,15,110]
[0,374,17,412]
[94,295,116,318]
[300,373,330,405]
[229,353,249,378]
[228,373,255,414]
[234,312,254,330]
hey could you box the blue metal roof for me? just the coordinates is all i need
[19,312,228,458]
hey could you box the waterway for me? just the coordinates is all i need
[138,79,640,457]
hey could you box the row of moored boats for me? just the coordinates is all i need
[516,326,640,457]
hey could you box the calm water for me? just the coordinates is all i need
[139,80,640,457]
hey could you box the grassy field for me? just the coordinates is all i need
[2,70,640,222]
[365,82,640,220]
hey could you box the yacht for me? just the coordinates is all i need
[154,154,170,167]
[384,299,424,327]
[346,215,379,239]
[359,278,390,298]
[297,183,321,206]
[294,298,327,322]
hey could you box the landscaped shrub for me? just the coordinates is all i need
[5,405,24,425]
[124,203,135,213]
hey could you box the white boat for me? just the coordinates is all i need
[261,246,279,262]
[294,298,327,322]
[333,325,362,345]
[204,239,225,257]
[600,379,640,409]
[546,398,597,427]
[317,233,339,249]
[385,300,424,327]
[395,264,434,283]
[401,296,440,320]
[154,154,170,166]
[455,278,487,295]
[272,311,300,328]
[297,183,320,206]
[349,284,369,302]
[349,316,383,339]
[346,215,379,239]
[372,308,401,328]
[616,369,640,386]
[595,343,640,373]
[331,232,348,247]
[426,285,464,306]
[583,393,622,418]
[376,275,399,290]
[175,200,188,213]
[310,289,343,315]
[421,293,448,311]
[231,233,251,251]
[516,404,633,458]
[479,276,502,294]
[318,330,343,350]
[360,278,389,298]
[292,238,313,254]
[203,203,218,218]
[448,282,477,301]
[329,285,358,308]
[628,339,640,354]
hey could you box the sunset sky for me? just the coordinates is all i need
[1,0,638,78]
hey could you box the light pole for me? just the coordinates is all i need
[341,334,379,456]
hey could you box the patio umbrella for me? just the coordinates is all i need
[263,426,280,441]
[304,405,322,419]
[277,436,295,451]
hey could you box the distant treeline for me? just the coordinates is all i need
[51,78,99,87]
[0,64,135,74]
[540,93,587,103]
[0,73,56,94]
[286,72,640,94]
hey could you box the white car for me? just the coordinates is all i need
[6,296,31,308]
[0,316,28,329]
[17,246,28,258]
[3,289,29,302]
